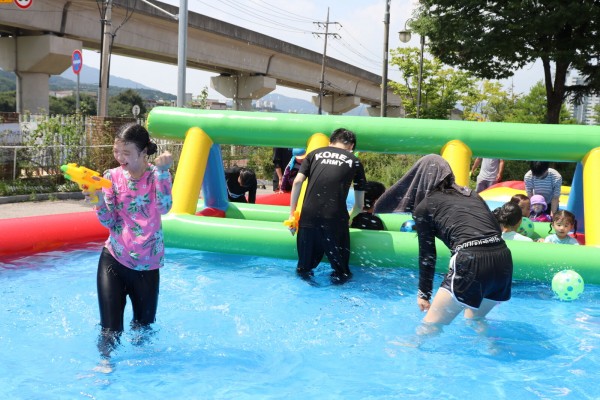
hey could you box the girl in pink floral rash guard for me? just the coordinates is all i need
[84,123,172,360]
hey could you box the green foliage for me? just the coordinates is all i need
[50,94,97,116]
[414,1,600,123]
[358,153,420,187]
[19,115,86,185]
[108,89,147,118]
[0,91,16,112]
[389,47,478,119]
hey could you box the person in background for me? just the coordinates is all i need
[280,148,306,192]
[510,193,531,218]
[272,148,293,192]
[529,194,552,222]
[84,123,173,367]
[225,166,257,203]
[540,210,579,245]
[470,158,505,193]
[289,128,366,284]
[494,202,533,242]
[377,154,512,334]
[524,161,562,216]
[351,181,386,230]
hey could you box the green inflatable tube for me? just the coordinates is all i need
[163,213,600,284]
[147,107,600,161]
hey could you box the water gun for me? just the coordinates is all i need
[60,163,112,204]
[283,210,300,236]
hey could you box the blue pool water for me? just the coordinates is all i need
[1,245,599,399]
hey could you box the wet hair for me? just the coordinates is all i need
[329,128,357,150]
[530,161,549,178]
[550,210,578,236]
[364,181,386,210]
[239,168,256,188]
[115,123,158,156]
[495,202,523,227]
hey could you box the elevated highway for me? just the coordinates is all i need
[0,0,401,115]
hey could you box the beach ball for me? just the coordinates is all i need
[400,220,416,232]
[518,217,535,238]
[552,270,584,301]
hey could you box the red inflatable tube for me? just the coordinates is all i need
[0,212,107,260]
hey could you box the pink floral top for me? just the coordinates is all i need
[95,164,173,271]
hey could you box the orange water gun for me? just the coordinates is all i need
[60,163,112,204]
[284,210,300,236]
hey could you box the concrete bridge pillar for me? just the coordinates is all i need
[211,74,276,111]
[312,94,361,115]
[0,35,82,113]
[366,106,403,118]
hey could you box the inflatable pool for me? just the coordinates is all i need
[2,108,600,285]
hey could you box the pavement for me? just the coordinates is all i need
[0,187,276,219]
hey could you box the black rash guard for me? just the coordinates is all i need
[298,146,367,228]
[225,166,257,203]
[413,189,503,300]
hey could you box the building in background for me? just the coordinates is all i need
[568,73,600,125]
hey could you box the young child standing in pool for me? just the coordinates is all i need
[541,210,579,245]
[84,123,173,361]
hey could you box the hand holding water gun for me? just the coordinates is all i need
[61,163,112,204]
[284,210,300,236]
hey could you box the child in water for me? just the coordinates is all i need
[529,194,552,222]
[351,181,386,230]
[540,210,579,245]
[494,202,532,242]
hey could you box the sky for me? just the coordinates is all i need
[80,0,544,102]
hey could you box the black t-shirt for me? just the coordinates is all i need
[272,148,293,169]
[413,189,502,299]
[351,212,385,230]
[298,146,366,228]
[225,166,257,203]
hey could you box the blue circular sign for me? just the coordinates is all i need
[72,50,83,75]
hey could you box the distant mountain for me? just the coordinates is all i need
[259,93,369,116]
[59,66,153,90]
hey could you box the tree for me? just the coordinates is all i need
[0,91,16,112]
[108,89,147,118]
[389,47,478,119]
[414,1,600,124]
[49,94,97,116]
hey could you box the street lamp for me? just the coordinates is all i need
[381,0,391,117]
[398,19,425,118]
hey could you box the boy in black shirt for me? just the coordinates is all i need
[288,128,366,284]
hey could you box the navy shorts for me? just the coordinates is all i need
[440,243,513,309]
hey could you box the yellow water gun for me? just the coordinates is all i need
[284,210,300,236]
[60,163,112,204]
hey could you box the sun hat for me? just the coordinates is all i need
[530,194,547,211]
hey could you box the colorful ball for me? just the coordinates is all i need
[400,220,416,232]
[518,217,535,238]
[551,270,584,301]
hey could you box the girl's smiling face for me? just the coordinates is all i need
[113,140,146,178]
[552,219,574,240]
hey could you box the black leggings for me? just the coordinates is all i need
[97,248,160,332]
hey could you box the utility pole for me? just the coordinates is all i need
[313,8,340,115]
[97,0,112,117]
[176,0,188,107]
[381,0,391,117]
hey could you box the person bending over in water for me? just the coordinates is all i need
[376,154,513,335]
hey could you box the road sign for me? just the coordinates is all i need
[132,105,140,117]
[13,0,33,9]
[72,50,83,75]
